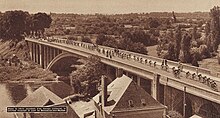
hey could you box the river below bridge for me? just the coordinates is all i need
[0,83,34,118]
[0,81,70,118]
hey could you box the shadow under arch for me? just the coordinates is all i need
[47,52,85,76]
[198,103,219,118]
[47,52,86,70]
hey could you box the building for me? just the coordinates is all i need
[15,86,79,118]
[93,75,166,118]
[38,81,75,99]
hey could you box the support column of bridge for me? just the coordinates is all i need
[36,44,39,64]
[137,76,141,86]
[49,47,53,62]
[39,44,43,68]
[46,46,49,68]
[43,45,47,69]
[54,48,58,57]
[152,73,160,100]
[116,68,123,78]
[53,47,56,59]
[28,42,33,61]
[125,71,129,76]
[32,43,36,63]
[164,84,168,107]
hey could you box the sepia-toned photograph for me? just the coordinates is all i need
[0,0,220,118]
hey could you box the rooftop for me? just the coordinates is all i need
[17,86,64,107]
[93,75,165,114]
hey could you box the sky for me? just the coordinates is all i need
[0,0,220,14]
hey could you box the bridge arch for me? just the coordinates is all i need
[46,52,86,76]
[47,52,82,70]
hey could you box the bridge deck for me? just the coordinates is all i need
[26,37,220,104]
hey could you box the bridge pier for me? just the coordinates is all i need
[116,68,123,78]
[36,44,40,64]
[43,45,48,69]
[49,47,53,62]
[152,74,159,100]
[137,76,141,86]
[32,43,36,63]
[39,44,43,67]
[46,46,50,68]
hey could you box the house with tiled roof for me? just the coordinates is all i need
[15,86,79,118]
[32,81,75,99]
[93,75,166,118]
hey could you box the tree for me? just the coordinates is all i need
[102,38,118,48]
[0,10,30,41]
[30,12,52,37]
[205,22,211,37]
[191,53,199,67]
[70,55,104,97]
[206,33,215,52]
[191,26,197,41]
[96,34,107,45]
[131,42,148,55]
[179,33,192,63]
[148,18,161,28]
[174,25,182,60]
[81,37,92,43]
[165,42,176,61]
[210,6,220,52]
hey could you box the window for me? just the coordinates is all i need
[128,100,134,107]
[141,99,146,106]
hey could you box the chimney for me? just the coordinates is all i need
[101,75,107,107]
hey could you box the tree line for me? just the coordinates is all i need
[0,10,52,41]
[157,6,220,66]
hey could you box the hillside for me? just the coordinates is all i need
[0,40,57,82]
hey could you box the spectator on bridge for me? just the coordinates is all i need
[109,54,112,59]
[145,59,148,64]
[198,74,202,82]
[178,62,183,72]
[153,62,156,67]
[136,57,139,61]
[186,71,190,79]
[162,60,165,66]
[172,67,175,72]
[202,76,207,84]
[149,60,152,66]
[192,73,196,80]
[133,56,136,61]
[140,58,143,63]
[164,59,168,66]
[102,49,105,54]
[210,80,218,91]
[207,78,211,86]
[196,68,199,76]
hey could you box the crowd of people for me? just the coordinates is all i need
[36,37,219,92]
[0,54,23,68]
